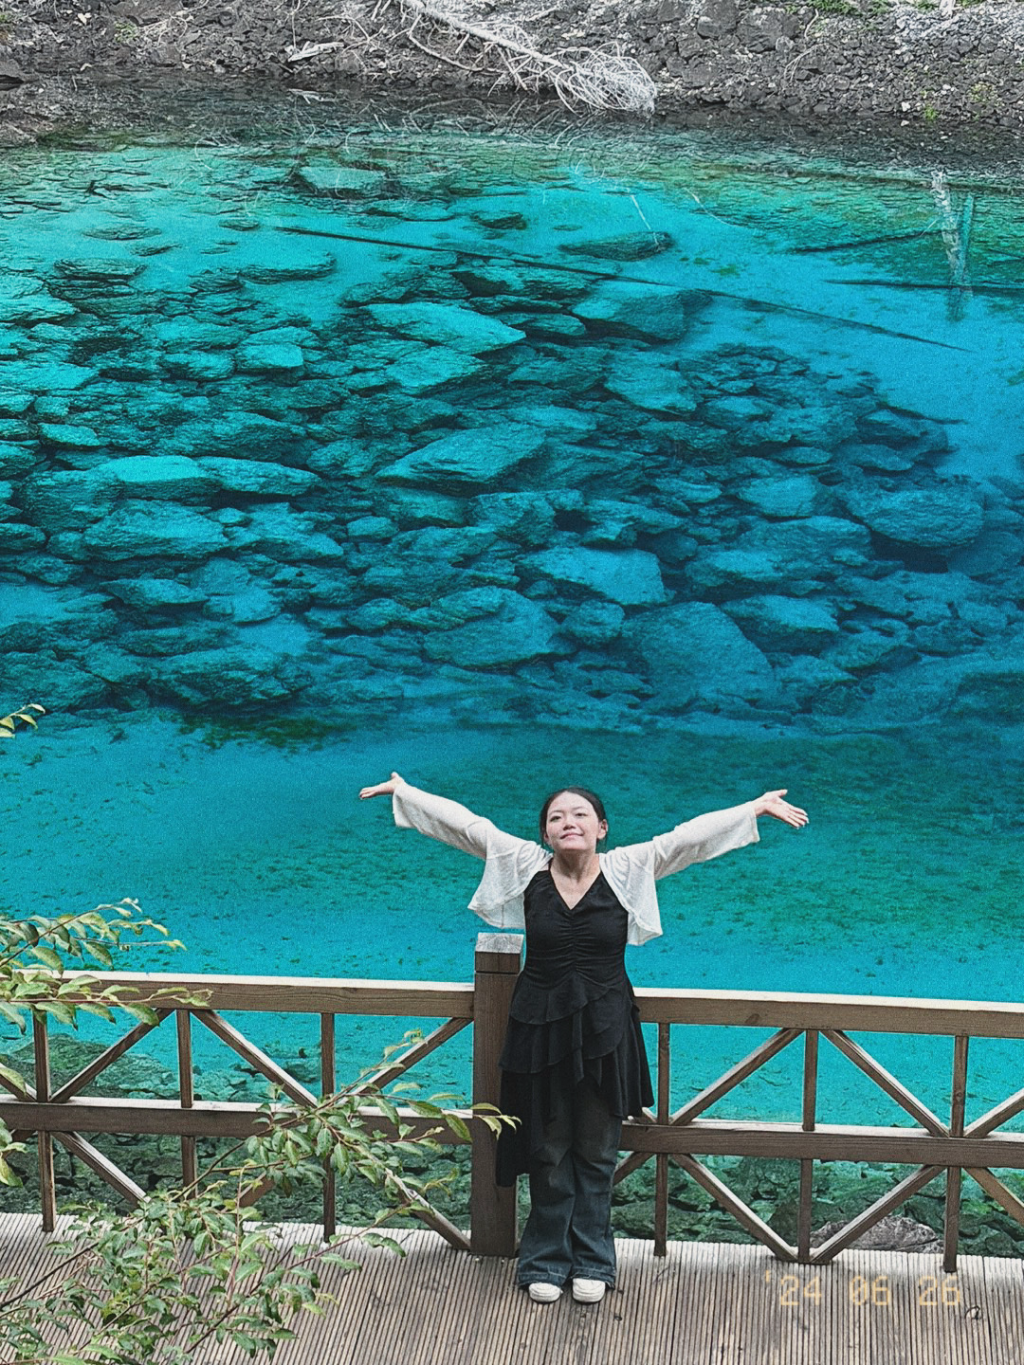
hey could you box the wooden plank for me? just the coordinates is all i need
[33,1016,55,1234]
[823,1030,947,1134]
[944,1167,962,1276]
[0,1096,470,1140]
[52,1131,146,1206]
[53,971,1024,1040]
[811,1165,943,1263]
[980,1250,1024,1365]
[672,1153,797,1261]
[618,1119,1024,1166]
[193,1010,318,1106]
[321,1012,336,1242]
[633,988,1024,1040]
[49,1012,170,1104]
[58,969,476,1017]
[356,1016,471,1092]
[965,1166,1024,1228]
[672,1027,802,1126]
[798,1029,818,1263]
[944,1034,969,1274]
[654,1022,669,1259]
[10,1220,1024,1365]
[966,1084,1024,1138]
[613,1113,654,1186]
[176,1010,197,1190]
[14,1102,1024,1171]
[797,1161,814,1265]
[469,933,520,1258]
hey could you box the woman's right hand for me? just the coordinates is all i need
[358,771,405,800]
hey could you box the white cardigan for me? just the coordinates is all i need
[392,783,759,946]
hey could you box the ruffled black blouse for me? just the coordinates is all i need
[494,867,654,1186]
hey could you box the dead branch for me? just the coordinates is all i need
[389,0,656,114]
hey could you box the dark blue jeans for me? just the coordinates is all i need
[517,1078,621,1289]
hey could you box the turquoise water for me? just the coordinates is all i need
[0,101,1023,1135]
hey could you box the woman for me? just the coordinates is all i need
[359,772,807,1305]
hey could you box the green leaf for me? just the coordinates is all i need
[121,1005,160,1026]
[444,1114,472,1143]
[29,944,64,971]
[36,1000,76,1025]
[0,1002,27,1032]
[76,1002,117,1023]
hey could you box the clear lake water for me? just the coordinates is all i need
[0,97,1022,1142]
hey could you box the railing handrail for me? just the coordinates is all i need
[54,969,1024,1037]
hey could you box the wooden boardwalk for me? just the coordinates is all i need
[3,1214,1024,1364]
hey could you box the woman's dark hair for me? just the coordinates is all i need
[538,787,608,842]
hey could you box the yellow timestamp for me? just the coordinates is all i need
[765,1271,961,1308]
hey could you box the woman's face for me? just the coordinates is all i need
[544,792,608,855]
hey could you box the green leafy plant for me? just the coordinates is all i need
[0,1078,503,1363]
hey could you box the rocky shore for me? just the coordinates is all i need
[3,0,1024,142]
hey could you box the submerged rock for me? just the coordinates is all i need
[734,474,820,519]
[235,341,305,374]
[560,230,674,262]
[604,351,698,415]
[290,164,386,198]
[385,344,485,394]
[623,601,776,712]
[522,547,667,606]
[0,584,117,652]
[841,482,984,550]
[470,491,556,546]
[1,360,97,392]
[168,413,297,461]
[561,600,626,645]
[196,458,319,499]
[423,590,564,667]
[228,505,345,562]
[380,423,546,490]
[366,302,525,355]
[572,283,696,342]
[722,594,842,653]
[105,578,208,610]
[83,504,228,560]
[153,644,306,706]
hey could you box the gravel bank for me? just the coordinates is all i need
[2,0,1024,141]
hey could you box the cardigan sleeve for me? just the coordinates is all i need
[601,802,759,946]
[392,782,548,930]
[392,782,497,859]
[650,801,759,877]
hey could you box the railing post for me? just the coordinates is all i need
[471,932,522,1257]
[798,1029,818,1263]
[944,1034,969,1274]
[33,1016,55,1233]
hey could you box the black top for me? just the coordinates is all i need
[495,867,653,1185]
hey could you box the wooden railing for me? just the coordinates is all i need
[3,933,1024,1272]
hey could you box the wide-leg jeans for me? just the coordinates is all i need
[516,1078,621,1289]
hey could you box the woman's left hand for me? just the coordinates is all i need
[754,789,808,828]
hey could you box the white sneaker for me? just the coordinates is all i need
[572,1278,606,1303]
[527,1282,562,1303]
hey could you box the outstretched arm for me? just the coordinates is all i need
[359,771,503,860]
[641,788,807,879]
